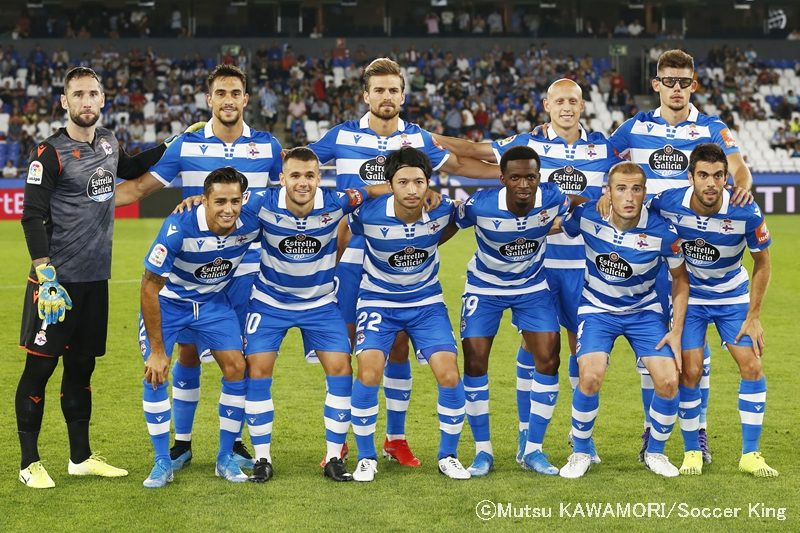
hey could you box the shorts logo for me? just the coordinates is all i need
[99,138,114,155]
[356,331,366,345]
[27,161,44,185]
[359,156,385,184]
[648,144,688,177]
[388,246,429,272]
[194,257,233,282]
[148,244,168,267]
[499,237,539,261]
[595,252,633,281]
[139,340,148,356]
[34,330,47,346]
[460,318,466,332]
[550,165,588,193]
[681,238,721,266]
[279,234,322,260]
[86,167,115,202]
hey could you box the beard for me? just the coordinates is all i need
[69,109,100,128]
[214,108,241,127]
[371,104,400,121]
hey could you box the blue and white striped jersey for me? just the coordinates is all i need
[148,120,283,276]
[562,201,683,315]
[309,114,451,266]
[249,186,367,311]
[455,184,569,296]
[143,203,261,303]
[350,195,455,308]
[609,105,739,197]
[649,187,771,306]
[491,125,619,269]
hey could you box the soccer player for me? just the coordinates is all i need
[436,79,619,465]
[117,64,282,469]
[139,167,261,488]
[607,49,754,462]
[559,162,689,479]
[309,57,498,467]
[649,143,777,477]
[16,66,166,488]
[348,146,470,482]
[241,147,390,483]
[455,145,585,477]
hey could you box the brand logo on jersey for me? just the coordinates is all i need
[648,145,689,177]
[380,227,389,237]
[196,239,205,249]
[594,223,602,234]
[194,257,233,282]
[646,124,655,133]
[500,237,540,261]
[86,167,115,202]
[148,244,168,267]
[388,246,429,272]
[167,225,179,237]
[681,239,721,266]
[492,220,502,230]
[99,138,113,155]
[543,145,552,154]
[359,156,386,183]
[596,252,633,281]
[550,166,588,193]
[72,148,81,159]
[721,219,734,233]
[199,144,209,154]
[353,134,362,144]
[279,234,322,259]
[27,161,44,185]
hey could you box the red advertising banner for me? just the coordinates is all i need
[0,189,139,219]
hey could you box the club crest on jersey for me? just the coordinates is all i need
[279,234,322,260]
[99,138,113,155]
[320,213,333,225]
[586,144,598,159]
[648,144,688,177]
[428,221,440,234]
[688,124,699,138]
[499,237,539,261]
[34,330,47,346]
[86,167,115,202]
[681,238,720,266]
[551,165,587,193]
[195,257,233,282]
[596,252,633,281]
[248,142,260,158]
[235,234,250,245]
[721,219,734,233]
[388,246,429,272]
[400,134,411,147]
[636,234,649,249]
[538,210,550,225]
[360,156,385,184]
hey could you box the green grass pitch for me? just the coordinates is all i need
[0,216,797,532]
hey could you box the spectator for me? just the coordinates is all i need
[472,15,486,33]
[456,10,470,33]
[791,141,800,157]
[613,19,629,36]
[425,12,440,35]
[487,10,503,34]
[441,9,455,33]
[770,126,789,149]
[2,159,18,178]
[627,19,644,37]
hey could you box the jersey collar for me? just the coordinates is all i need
[277,187,324,210]
[546,123,588,142]
[204,118,252,139]
[497,187,543,212]
[385,195,430,223]
[359,113,406,134]
[681,185,730,214]
[654,104,700,123]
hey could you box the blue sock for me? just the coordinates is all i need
[568,353,579,390]
[647,393,679,454]
[143,381,171,461]
[464,374,490,452]
[516,347,534,429]
[218,378,246,462]
[437,381,465,459]
[383,360,412,439]
[571,386,599,455]
[739,377,766,454]
[171,361,201,442]
[640,373,654,428]
[324,375,351,460]
[678,384,701,452]
[245,377,274,461]
[351,379,379,460]
[699,343,711,428]
[525,371,559,455]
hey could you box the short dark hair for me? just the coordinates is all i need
[207,64,247,93]
[384,146,432,182]
[283,146,320,165]
[608,161,646,186]
[657,49,694,73]
[362,57,405,92]
[64,66,101,93]
[500,145,540,175]
[203,166,248,196]
[689,143,728,175]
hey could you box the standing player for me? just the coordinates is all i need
[348,147,469,482]
[650,144,777,477]
[455,146,584,476]
[608,49,753,462]
[139,167,261,488]
[434,79,618,464]
[559,162,689,479]
[309,57,498,467]
[16,66,165,488]
[117,64,282,469]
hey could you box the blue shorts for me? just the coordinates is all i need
[544,268,584,333]
[461,290,560,339]
[683,303,753,349]
[138,293,243,361]
[355,303,457,361]
[576,311,673,359]
[655,261,672,323]
[244,300,351,356]
[334,261,361,326]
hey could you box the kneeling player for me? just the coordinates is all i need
[349,147,470,481]
[559,162,689,479]
[139,167,260,487]
[651,143,777,477]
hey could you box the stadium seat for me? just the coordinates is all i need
[305,120,320,142]
[195,93,208,110]
[0,113,8,135]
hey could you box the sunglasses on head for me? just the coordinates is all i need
[655,76,693,89]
